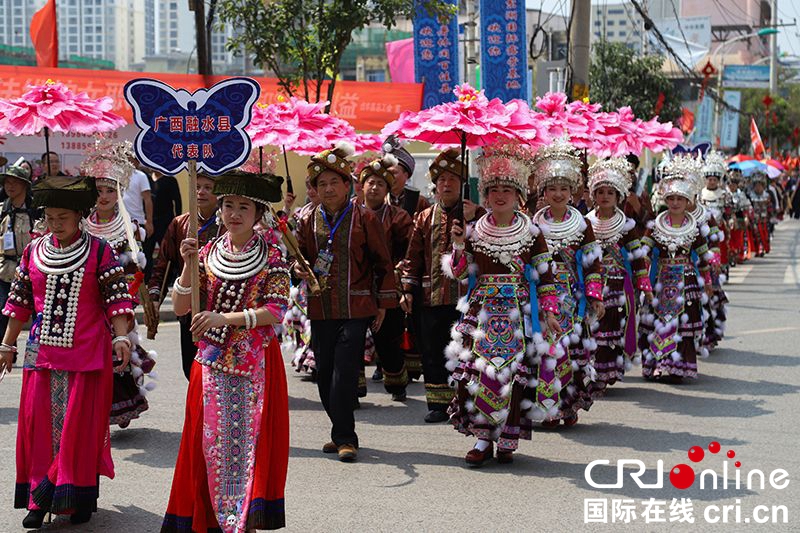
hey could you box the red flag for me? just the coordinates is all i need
[30,0,58,68]
[750,117,765,159]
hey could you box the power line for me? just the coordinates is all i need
[628,0,744,115]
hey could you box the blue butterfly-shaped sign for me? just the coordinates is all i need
[124,77,260,176]
[672,142,711,158]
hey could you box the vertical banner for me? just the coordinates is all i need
[479,0,528,101]
[719,90,742,149]
[413,0,459,109]
[692,97,714,143]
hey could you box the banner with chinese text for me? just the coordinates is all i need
[479,0,528,102]
[413,0,459,108]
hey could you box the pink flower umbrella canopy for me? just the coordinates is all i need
[0,80,126,175]
[381,83,550,151]
[246,95,360,193]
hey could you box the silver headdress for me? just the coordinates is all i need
[477,140,534,201]
[659,153,703,201]
[80,138,135,190]
[702,150,727,179]
[587,157,632,199]
[530,137,583,193]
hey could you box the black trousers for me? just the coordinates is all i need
[311,318,370,448]
[178,314,199,381]
[420,305,460,411]
[372,307,408,394]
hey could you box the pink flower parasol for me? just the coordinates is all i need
[381,84,550,150]
[246,96,357,155]
[353,133,385,155]
[0,80,125,136]
[0,80,126,174]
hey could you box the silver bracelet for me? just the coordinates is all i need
[173,279,192,295]
[243,308,252,329]
[452,242,465,251]
[244,308,257,329]
[112,335,132,348]
[0,343,17,353]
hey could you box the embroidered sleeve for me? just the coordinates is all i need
[446,247,471,281]
[98,243,135,319]
[692,235,714,286]
[399,211,426,292]
[259,245,290,321]
[2,244,34,322]
[581,223,604,302]
[622,229,651,291]
[532,233,559,314]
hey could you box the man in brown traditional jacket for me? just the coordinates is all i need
[147,174,224,380]
[294,142,397,462]
[399,149,483,423]
[359,153,414,402]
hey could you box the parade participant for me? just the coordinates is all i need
[163,170,290,532]
[0,159,37,342]
[285,176,318,380]
[530,139,604,426]
[81,143,157,428]
[639,156,715,382]
[699,152,730,350]
[359,154,413,402]
[748,171,772,256]
[727,171,753,264]
[444,145,560,466]
[1,175,134,528]
[294,142,396,462]
[147,173,224,381]
[382,136,427,382]
[383,136,430,215]
[623,154,655,225]
[400,148,484,423]
[585,158,652,394]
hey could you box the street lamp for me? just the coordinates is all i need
[711,28,779,146]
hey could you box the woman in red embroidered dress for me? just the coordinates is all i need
[162,171,290,533]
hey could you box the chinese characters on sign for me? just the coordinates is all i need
[585,498,696,524]
[479,0,528,102]
[124,77,260,176]
[413,0,459,109]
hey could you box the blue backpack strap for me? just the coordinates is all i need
[524,264,541,335]
[649,246,660,286]
[576,248,587,319]
[620,246,634,279]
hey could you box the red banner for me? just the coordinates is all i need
[750,117,766,159]
[0,65,422,132]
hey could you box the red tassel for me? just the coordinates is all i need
[128,271,144,297]
[400,314,414,351]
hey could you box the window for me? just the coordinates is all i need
[609,8,624,15]
[607,31,615,37]
[366,69,385,82]
[619,19,627,26]
[619,30,627,36]
[607,20,614,26]
[595,20,600,26]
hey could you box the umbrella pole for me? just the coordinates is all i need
[283,145,294,194]
[259,146,263,174]
[44,127,52,176]
[459,132,467,223]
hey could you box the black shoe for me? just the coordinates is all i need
[70,509,92,525]
[391,391,407,402]
[371,368,383,382]
[22,509,46,529]
[424,409,449,423]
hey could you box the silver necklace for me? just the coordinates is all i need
[471,211,535,266]
[653,211,699,255]
[533,205,584,253]
[33,232,91,275]
[690,204,709,225]
[587,208,626,246]
[207,233,268,281]
[85,210,127,248]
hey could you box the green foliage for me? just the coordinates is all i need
[589,40,681,122]
[216,0,454,110]
[735,67,800,153]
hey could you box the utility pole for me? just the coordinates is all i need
[769,0,778,95]
[464,0,478,88]
[568,0,591,100]
[189,0,211,76]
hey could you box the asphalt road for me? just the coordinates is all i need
[1,220,799,532]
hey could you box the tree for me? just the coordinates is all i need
[736,65,800,154]
[216,0,454,111]
[589,40,681,122]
